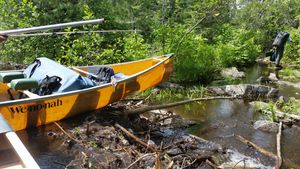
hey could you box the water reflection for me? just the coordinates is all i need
[172,99,300,167]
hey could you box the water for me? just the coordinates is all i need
[171,64,300,168]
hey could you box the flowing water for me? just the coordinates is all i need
[172,64,300,168]
[1,63,300,168]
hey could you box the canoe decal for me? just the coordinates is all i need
[8,99,63,114]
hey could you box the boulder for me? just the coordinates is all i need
[277,80,300,89]
[253,120,279,133]
[250,101,270,112]
[221,67,245,79]
[209,84,279,99]
[255,58,271,65]
[256,73,278,84]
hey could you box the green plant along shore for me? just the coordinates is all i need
[0,1,300,83]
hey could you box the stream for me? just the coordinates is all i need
[173,64,300,168]
[2,63,300,168]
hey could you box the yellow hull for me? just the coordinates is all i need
[0,55,173,131]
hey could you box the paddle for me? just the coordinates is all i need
[0,19,104,44]
[0,18,104,36]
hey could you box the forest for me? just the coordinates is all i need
[1,0,299,83]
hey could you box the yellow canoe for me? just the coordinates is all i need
[0,54,174,131]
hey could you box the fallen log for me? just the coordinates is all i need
[235,134,277,159]
[275,122,282,169]
[124,96,238,115]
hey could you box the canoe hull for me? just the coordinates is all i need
[0,55,173,131]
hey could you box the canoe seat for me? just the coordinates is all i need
[7,79,40,99]
[0,72,25,83]
[9,79,38,91]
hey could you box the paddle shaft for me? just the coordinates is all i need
[0,18,104,35]
[9,29,141,37]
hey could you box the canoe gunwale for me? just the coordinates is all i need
[0,54,173,106]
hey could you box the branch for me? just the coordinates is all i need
[235,134,277,159]
[54,122,82,144]
[115,123,157,152]
[275,122,282,169]
[124,96,238,115]
[125,153,155,169]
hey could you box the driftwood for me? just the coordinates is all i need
[54,122,82,144]
[115,123,157,152]
[235,134,277,159]
[205,159,218,169]
[124,96,238,115]
[125,153,155,169]
[275,122,282,169]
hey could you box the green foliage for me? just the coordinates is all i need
[152,24,221,82]
[279,68,300,81]
[285,27,300,66]
[1,0,299,83]
[142,86,207,104]
[234,0,300,49]
[254,99,300,121]
[281,98,300,116]
[214,25,261,67]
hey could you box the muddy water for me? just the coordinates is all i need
[172,64,300,168]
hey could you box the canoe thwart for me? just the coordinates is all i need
[0,72,25,83]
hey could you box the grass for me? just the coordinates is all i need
[279,68,300,82]
[254,98,300,121]
[140,85,208,104]
[281,97,300,116]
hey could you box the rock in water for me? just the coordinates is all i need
[253,120,279,133]
[209,84,279,99]
[221,67,245,79]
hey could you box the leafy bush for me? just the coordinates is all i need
[284,27,300,66]
[215,25,261,67]
[153,24,221,82]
